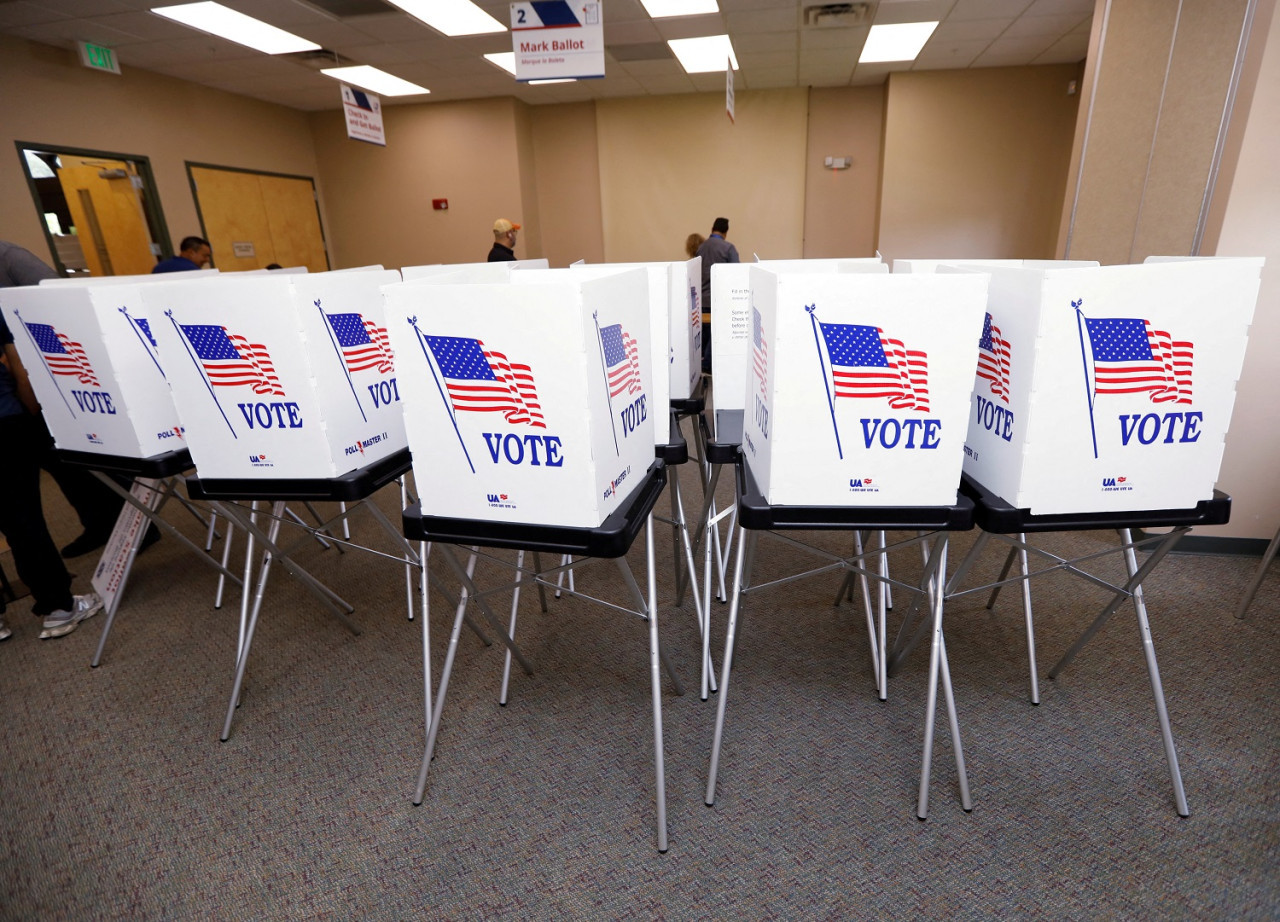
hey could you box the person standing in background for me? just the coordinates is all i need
[152,236,211,273]
[488,219,521,262]
[694,218,739,374]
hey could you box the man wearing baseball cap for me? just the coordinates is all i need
[488,218,521,262]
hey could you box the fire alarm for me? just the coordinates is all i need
[432,198,448,210]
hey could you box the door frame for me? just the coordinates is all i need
[185,162,331,271]
[14,141,173,276]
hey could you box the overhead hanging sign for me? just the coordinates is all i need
[510,1,604,82]
[340,84,386,147]
[726,63,735,123]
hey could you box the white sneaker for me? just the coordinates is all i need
[0,617,11,641]
[40,592,104,639]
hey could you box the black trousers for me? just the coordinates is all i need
[0,413,73,615]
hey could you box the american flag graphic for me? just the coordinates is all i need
[975,312,1011,403]
[690,286,700,330]
[180,324,285,396]
[599,323,642,398]
[133,317,158,348]
[752,307,768,397]
[1084,316,1192,404]
[325,312,394,375]
[819,322,929,412]
[24,322,99,386]
[424,335,545,427]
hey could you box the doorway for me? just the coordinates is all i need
[15,143,170,277]
[188,164,330,273]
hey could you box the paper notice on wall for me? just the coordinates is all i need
[726,64,735,123]
[510,1,604,81]
[92,477,161,612]
[340,84,386,146]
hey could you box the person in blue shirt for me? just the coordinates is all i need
[151,236,211,273]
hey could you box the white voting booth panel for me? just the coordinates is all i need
[565,265,669,450]
[711,259,887,429]
[37,269,221,286]
[893,258,1099,273]
[576,260,701,400]
[743,267,989,506]
[382,268,655,528]
[960,257,1262,514]
[0,282,185,458]
[149,269,407,479]
[400,259,549,281]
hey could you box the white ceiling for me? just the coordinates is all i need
[0,0,1093,111]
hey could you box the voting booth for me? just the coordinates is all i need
[710,259,887,430]
[566,265,670,450]
[960,257,1262,514]
[576,259,701,401]
[400,259,548,282]
[742,267,989,507]
[892,258,1099,274]
[149,269,407,480]
[382,268,655,528]
[0,282,185,459]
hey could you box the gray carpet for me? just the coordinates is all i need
[1,451,1276,920]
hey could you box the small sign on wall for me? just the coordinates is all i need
[340,84,387,146]
[232,241,256,258]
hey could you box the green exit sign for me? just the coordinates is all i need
[76,41,121,75]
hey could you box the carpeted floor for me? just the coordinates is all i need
[1,450,1276,920]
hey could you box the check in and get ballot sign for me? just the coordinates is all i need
[383,267,654,528]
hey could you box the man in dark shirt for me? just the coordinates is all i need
[488,219,521,262]
[694,217,740,373]
[152,235,211,273]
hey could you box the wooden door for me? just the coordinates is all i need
[190,165,329,273]
[57,158,156,276]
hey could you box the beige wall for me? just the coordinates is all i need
[309,97,530,270]
[0,34,321,266]
[529,102,605,267]
[1201,0,1280,541]
[1059,0,1251,263]
[595,89,809,263]
[877,65,1080,263]
[803,86,884,259]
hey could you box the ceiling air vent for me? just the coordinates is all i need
[606,42,674,62]
[803,3,875,29]
[280,48,356,70]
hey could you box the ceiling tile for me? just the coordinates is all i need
[1033,32,1089,63]
[872,0,955,26]
[1004,13,1090,38]
[603,20,664,44]
[800,26,869,52]
[915,38,990,68]
[948,0,1036,21]
[653,14,727,40]
[723,8,796,33]
[732,30,796,53]
[737,49,797,71]
[932,18,1010,42]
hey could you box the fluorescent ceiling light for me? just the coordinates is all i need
[484,52,517,75]
[151,3,320,54]
[668,35,738,74]
[385,0,505,37]
[321,65,429,96]
[641,0,719,16]
[858,21,939,64]
[530,78,575,85]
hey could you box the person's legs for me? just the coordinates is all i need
[0,415,74,616]
[33,416,124,557]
